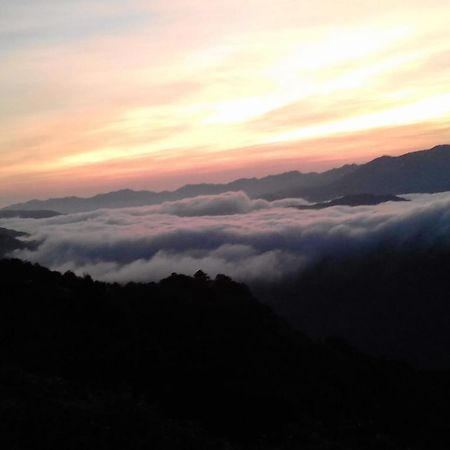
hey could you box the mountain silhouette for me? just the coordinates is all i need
[0,210,61,219]
[295,193,408,209]
[268,144,450,201]
[2,164,356,213]
[3,144,449,213]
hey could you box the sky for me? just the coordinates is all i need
[1,0,450,206]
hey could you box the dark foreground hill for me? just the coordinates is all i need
[1,259,450,449]
[5,144,449,213]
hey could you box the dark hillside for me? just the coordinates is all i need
[1,259,450,448]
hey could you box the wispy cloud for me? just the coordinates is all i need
[1,1,450,205]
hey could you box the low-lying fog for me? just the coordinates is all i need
[2,191,450,284]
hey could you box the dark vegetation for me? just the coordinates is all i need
[5,144,450,213]
[1,258,450,449]
[295,193,408,209]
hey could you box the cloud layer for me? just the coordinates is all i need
[2,191,450,284]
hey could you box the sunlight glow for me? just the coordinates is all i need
[1,1,450,204]
[266,94,450,145]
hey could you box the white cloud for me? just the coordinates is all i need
[2,191,450,284]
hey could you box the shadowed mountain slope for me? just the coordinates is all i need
[258,246,450,370]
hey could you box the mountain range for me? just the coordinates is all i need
[295,193,408,209]
[273,144,450,201]
[0,210,61,219]
[4,144,450,214]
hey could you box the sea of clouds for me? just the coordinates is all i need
[2,191,450,284]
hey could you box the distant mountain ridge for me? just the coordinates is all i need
[295,193,408,209]
[3,164,357,214]
[267,144,450,201]
[4,144,450,213]
[0,210,61,219]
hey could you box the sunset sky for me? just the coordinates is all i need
[1,0,450,206]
